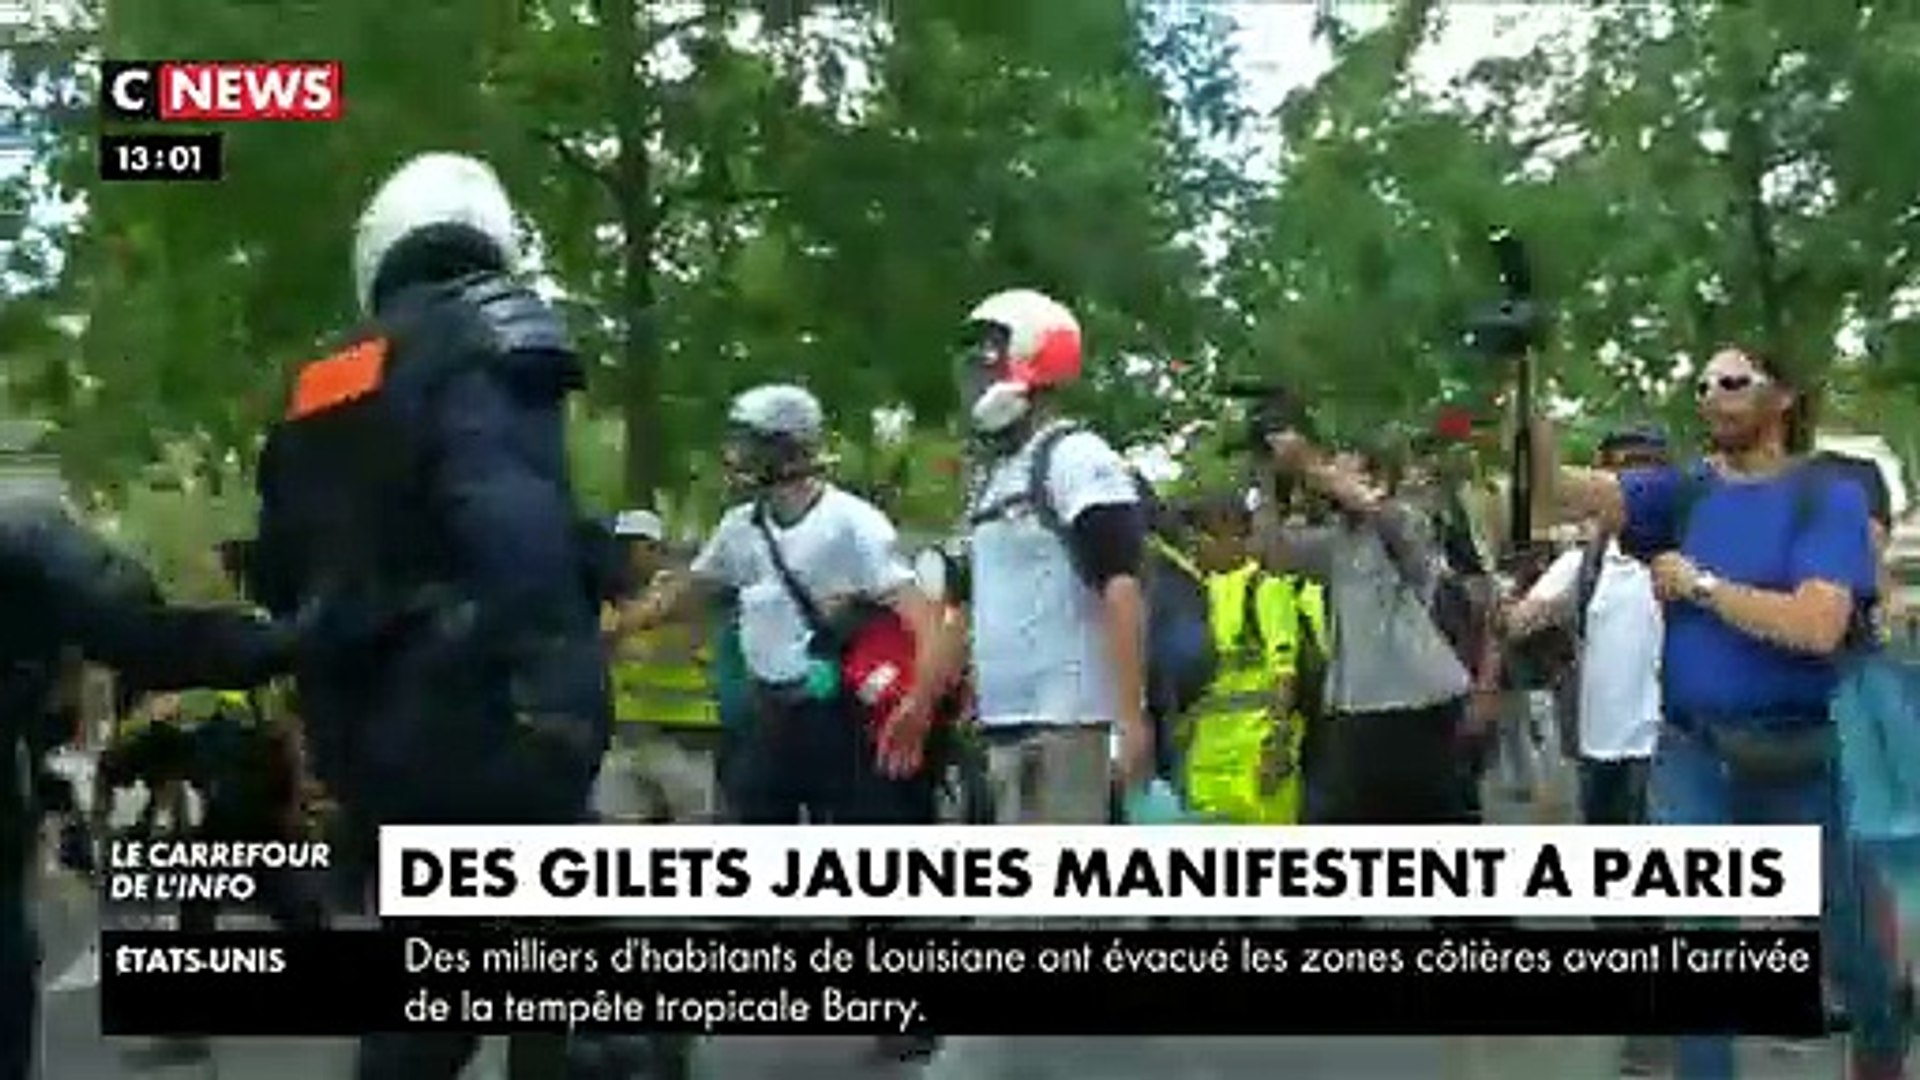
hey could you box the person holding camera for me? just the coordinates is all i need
[1252,423,1477,824]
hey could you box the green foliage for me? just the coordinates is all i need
[5,0,1920,564]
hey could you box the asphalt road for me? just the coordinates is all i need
[21,749,1883,1079]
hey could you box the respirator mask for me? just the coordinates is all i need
[959,321,1031,440]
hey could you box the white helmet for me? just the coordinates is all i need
[352,152,520,316]
[961,288,1083,434]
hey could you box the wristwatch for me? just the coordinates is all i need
[1691,571,1722,604]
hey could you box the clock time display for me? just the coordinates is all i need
[99,133,224,182]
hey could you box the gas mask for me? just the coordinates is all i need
[724,425,813,491]
[958,321,1031,439]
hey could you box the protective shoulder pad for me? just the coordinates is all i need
[452,273,571,357]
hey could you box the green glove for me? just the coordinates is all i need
[803,657,841,701]
[1124,778,1190,824]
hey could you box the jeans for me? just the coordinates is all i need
[1653,723,1906,1078]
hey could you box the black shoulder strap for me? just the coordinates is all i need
[1791,462,1825,539]
[1784,464,1876,652]
[965,422,1080,534]
[1670,463,1713,550]
[750,502,828,638]
[1239,569,1266,656]
[1573,537,1607,641]
[1026,422,1079,538]
[1289,576,1322,656]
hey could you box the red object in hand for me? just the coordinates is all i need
[840,608,966,730]
[840,608,923,730]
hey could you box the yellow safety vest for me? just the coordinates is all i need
[612,626,719,729]
[1182,561,1324,825]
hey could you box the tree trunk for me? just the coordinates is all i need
[600,0,661,507]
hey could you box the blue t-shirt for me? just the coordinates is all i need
[1619,462,1875,717]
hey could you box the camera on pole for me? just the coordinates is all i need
[1462,228,1547,566]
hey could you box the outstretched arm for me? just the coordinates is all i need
[3,502,291,690]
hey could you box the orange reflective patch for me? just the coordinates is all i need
[287,337,389,419]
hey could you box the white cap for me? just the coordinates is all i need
[612,509,665,542]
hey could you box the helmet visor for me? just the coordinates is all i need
[956,320,1013,404]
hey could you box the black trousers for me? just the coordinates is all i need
[1307,698,1472,825]
[728,692,935,826]
[1577,756,1649,826]
[354,750,609,1080]
[179,780,327,934]
[0,871,33,1080]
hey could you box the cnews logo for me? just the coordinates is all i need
[102,61,343,122]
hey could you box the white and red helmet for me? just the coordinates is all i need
[961,288,1083,433]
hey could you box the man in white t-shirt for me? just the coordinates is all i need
[927,288,1150,825]
[619,384,950,826]
[1504,428,1667,826]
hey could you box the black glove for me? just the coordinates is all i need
[57,816,94,873]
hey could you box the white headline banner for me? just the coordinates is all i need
[376,824,1821,919]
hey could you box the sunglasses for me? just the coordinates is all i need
[1694,372,1770,399]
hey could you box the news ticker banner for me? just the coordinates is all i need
[99,926,1823,1037]
[369,825,1821,920]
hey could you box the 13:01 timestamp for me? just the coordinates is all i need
[99,133,224,182]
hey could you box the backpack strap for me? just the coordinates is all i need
[964,421,1080,536]
[1790,462,1825,537]
[1148,532,1202,581]
[1572,536,1608,641]
[1668,462,1714,550]
[1238,566,1267,658]
[1785,463,1876,652]
[1290,576,1324,657]
[1027,421,1078,539]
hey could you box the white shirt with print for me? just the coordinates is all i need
[1524,539,1663,760]
[690,486,914,685]
[967,422,1139,728]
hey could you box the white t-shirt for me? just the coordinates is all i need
[967,422,1140,728]
[690,485,914,684]
[1525,540,1662,760]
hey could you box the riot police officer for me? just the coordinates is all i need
[248,151,645,1080]
[0,475,294,1080]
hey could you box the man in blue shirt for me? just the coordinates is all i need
[1539,344,1903,1080]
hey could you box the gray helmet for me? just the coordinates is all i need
[725,384,826,488]
[727,384,824,444]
